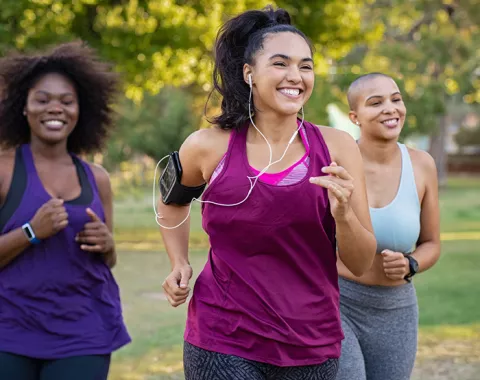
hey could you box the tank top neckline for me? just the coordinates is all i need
[369,143,408,212]
[240,120,313,188]
[22,144,91,205]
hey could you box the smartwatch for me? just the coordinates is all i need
[22,222,41,244]
[404,254,419,282]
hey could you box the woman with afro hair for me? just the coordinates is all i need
[0,41,130,380]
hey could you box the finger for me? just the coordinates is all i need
[83,222,104,230]
[309,177,351,193]
[76,236,102,245]
[80,244,104,252]
[179,268,191,288]
[321,165,353,181]
[86,208,102,222]
[54,212,69,222]
[76,229,102,238]
[329,183,349,203]
[383,259,407,268]
[54,219,69,231]
[47,198,64,207]
[165,276,189,296]
[384,267,406,275]
[382,252,404,262]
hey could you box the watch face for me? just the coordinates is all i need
[410,256,419,273]
[23,225,33,239]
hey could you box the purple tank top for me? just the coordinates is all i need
[185,121,343,366]
[0,144,130,359]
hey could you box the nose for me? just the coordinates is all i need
[382,100,396,115]
[286,66,302,84]
[47,101,64,115]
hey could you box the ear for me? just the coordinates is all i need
[243,64,253,87]
[348,111,360,127]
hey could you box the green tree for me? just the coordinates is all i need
[327,0,480,185]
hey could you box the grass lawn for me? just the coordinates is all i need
[108,176,480,379]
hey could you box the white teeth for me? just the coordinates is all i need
[382,119,398,127]
[280,88,300,96]
[44,120,64,127]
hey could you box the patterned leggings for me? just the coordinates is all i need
[184,342,339,380]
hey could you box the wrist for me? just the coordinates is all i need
[334,208,354,224]
[22,222,41,244]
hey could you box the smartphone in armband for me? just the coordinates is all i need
[159,151,206,205]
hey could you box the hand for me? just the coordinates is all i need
[162,264,193,307]
[382,249,410,280]
[30,198,68,239]
[309,162,355,222]
[75,208,113,253]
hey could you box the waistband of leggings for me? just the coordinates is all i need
[338,276,417,309]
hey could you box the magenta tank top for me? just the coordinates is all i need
[185,121,343,367]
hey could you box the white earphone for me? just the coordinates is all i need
[248,74,252,88]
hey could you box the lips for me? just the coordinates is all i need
[278,88,303,99]
[41,119,66,130]
[381,118,399,128]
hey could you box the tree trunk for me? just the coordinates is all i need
[429,114,448,188]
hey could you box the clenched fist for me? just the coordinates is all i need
[29,198,68,239]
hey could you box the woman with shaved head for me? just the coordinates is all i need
[336,73,441,380]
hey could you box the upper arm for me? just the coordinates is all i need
[320,127,373,233]
[90,164,113,232]
[0,151,15,207]
[415,151,440,245]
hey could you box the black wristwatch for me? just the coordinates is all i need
[404,254,419,282]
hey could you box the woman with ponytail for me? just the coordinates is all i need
[157,6,376,379]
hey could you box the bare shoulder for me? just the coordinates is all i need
[0,149,15,194]
[407,146,437,177]
[87,162,111,193]
[181,126,231,157]
[314,125,359,162]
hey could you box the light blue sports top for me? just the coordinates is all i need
[370,143,421,254]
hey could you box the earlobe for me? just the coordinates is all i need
[348,111,358,126]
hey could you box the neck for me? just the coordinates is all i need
[358,135,399,164]
[29,138,70,162]
[249,111,301,144]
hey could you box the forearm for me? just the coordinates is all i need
[0,227,31,269]
[411,240,441,273]
[336,211,376,276]
[157,202,191,269]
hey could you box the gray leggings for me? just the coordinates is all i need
[336,277,418,380]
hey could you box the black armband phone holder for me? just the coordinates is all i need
[159,151,206,205]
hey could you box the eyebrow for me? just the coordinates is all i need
[366,91,401,101]
[269,54,314,63]
[34,90,76,97]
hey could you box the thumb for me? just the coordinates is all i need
[86,208,101,222]
[179,267,191,288]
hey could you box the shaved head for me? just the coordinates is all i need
[347,73,395,110]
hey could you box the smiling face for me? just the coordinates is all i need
[25,72,79,145]
[244,31,314,117]
[349,76,407,141]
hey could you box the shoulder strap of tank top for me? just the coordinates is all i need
[68,155,94,205]
[0,147,27,232]
[398,143,420,208]
[305,122,332,164]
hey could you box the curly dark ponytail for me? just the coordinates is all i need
[206,5,312,130]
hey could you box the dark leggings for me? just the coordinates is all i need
[184,342,339,380]
[0,351,111,380]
